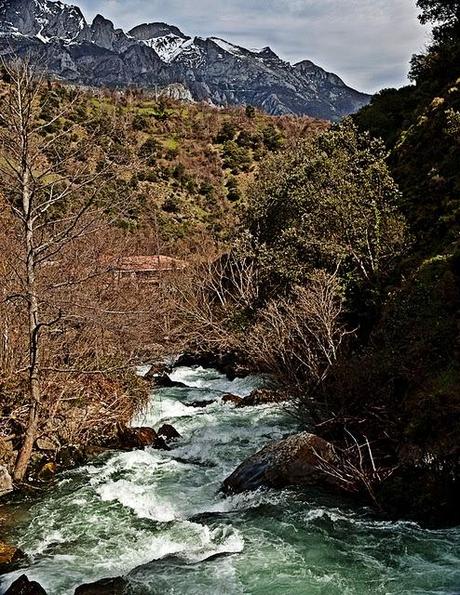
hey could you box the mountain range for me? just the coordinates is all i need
[0,0,371,119]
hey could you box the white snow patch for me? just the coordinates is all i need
[142,34,190,63]
[210,37,244,58]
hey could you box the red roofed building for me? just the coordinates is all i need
[111,255,187,282]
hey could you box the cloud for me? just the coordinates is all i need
[75,0,430,93]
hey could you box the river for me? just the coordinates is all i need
[1,366,460,594]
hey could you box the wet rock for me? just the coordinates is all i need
[74,576,129,594]
[175,351,216,368]
[0,543,27,574]
[116,425,170,451]
[4,575,47,595]
[222,394,244,406]
[222,432,339,494]
[84,445,111,458]
[238,389,287,407]
[56,445,87,470]
[151,373,187,389]
[0,437,16,472]
[37,462,57,482]
[175,351,247,380]
[157,424,181,442]
[143,362,172,382]
[0,465,13,496]
[187,399,216,408]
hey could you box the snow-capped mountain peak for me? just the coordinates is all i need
[0,0,371,120]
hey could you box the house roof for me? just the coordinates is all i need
[114,255,187,273]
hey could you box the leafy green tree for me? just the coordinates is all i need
[417,0,460,41]
[236,129,261,149]
[410,0,460,87]
[353,86,419,147]
[446,108,460,139]
[245,120,407,296]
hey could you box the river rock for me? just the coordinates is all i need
[4,575,47,594]
[158,424,181,441]
[238,389,287,407]
[0,543,27,573]
[56,445,87,470]
[151,373,187,389]
[0,465,13,496]
[143,362,172,382]
[222,432,340,494]
[0,438,16,471]
[74,576,129,594]
[175,351,247,380]
[222,394,244,406]
[116,425,169,451]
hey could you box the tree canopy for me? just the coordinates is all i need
[244,120,407,298]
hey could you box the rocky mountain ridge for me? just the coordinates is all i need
[0,0,371,119]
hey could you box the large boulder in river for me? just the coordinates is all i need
[74,577,129,594]
[3,574,47,594]
[222,432,340,494]
[116,425,169,451]
[222,390,287,409]
[158,424,181,442]
[150,373,187,389]
[143,362,172,382]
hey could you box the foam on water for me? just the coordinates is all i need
[169,366,264,396]
[2,366,460,595]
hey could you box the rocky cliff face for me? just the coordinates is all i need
[0,0,371,119]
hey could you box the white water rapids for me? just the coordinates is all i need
[1,366,459,594]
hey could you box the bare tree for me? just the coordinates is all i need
[0,58,117,481]
[169,252,259,354]
[244,270,353,397]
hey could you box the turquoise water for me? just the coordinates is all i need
[1,366,460,594]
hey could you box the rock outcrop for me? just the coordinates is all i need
[222,389,287,408]
[0,0,370,120]
[222,432,340,494]
[222,394,244,407]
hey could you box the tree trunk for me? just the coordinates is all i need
[13,167,41,482]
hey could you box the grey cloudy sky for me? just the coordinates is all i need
[75,0,431,93]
